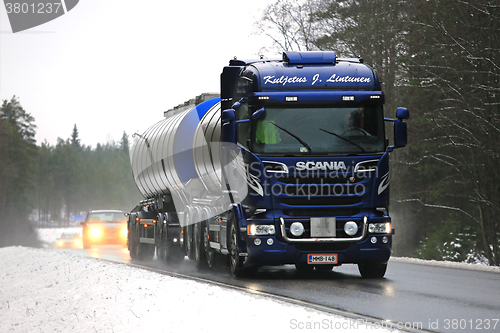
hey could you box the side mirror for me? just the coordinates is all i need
[252,107,266,120]
[385,107,409,151]
[222,109,236,124]
[396,107,409,120]
[394,120,407,148]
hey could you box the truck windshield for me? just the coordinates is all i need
[252,106,385,155]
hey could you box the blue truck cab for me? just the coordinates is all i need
[220,51,409,278]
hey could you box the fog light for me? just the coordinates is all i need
[290,222,304,237]
[371,236,377,244]
[267,238,274,246]
[382,236,389,244]
[344,221,358,236]
[254,238,262,246]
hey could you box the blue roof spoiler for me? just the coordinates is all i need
[283,51,336,64]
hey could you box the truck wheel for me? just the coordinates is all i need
[129,223,139,260]
[194,222,208,269]
[358,262,387,279]
[315,264,334,272]
[160,240,183,265]
[295,263,314,274]
[184,210,195,260]
[204,221,215,268]
[137,243,155,261]
[228,220,245,277]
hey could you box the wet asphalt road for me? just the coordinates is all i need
[68,246,500,332]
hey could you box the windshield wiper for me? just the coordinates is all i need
[319,128,366,153]
[270,122,312,154]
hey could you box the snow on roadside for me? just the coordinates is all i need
[0,247,401,333]
[390,256,500,273]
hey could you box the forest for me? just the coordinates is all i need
[1,0,498,265]
[0,97,142,247]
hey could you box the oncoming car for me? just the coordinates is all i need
[56,232,82,249]
[81,210,128,248]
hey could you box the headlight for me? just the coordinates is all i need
[57,241,63,246]
[247,224,275,236]
[121,227,128,238]
[74,240,81,246]
[90,227,102,238]
[368,222,391,234]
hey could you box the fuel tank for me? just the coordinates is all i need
[130,98,223,201]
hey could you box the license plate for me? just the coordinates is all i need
[307,253,338,264]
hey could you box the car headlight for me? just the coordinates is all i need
[247,224,275,236]
[368,222,391,234]
[57,241,63,246]
[121,227,128,238]
[90,227,102,238]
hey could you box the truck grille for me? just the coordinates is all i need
[273,173,368,213]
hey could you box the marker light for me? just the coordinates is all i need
[344,221,358,236]
[290,222,305,237]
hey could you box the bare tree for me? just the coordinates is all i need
[255,0,321,53]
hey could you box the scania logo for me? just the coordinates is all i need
[295,161,347,171]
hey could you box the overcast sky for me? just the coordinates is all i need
[0,0,274,147]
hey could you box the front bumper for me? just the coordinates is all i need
[243,216,391,268]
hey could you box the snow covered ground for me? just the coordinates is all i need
[0,229,402,332]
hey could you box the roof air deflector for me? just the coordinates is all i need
[283,51,336,64]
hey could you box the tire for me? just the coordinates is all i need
[358,261,387,279]
[137,243,155,261]
[228,218,245,277]
[160,215,184,265]
[82,236,91,249]
[184,210,195,260]
[295,263,314,274]
[203,221,216,268]
[315,264,334,272]
[129,222,154,261]
[128,222,139,260]
[194,222,208,269]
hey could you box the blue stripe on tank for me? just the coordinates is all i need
[174,97,221,185]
